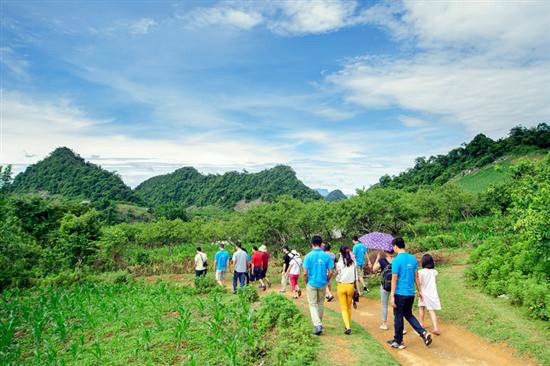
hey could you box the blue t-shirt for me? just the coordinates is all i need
[392,252,418,296]
[352,243,367,266]
[214,250,230,270]
[303,248,334,288]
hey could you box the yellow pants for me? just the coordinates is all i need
[337,283,355,329]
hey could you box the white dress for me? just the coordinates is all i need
[418,268,441,310]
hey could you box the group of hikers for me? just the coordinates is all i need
[194,235,441,350]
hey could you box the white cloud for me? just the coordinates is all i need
[399,115,428,128]
[326,1,550,137]
[0,91,295,186]
[185,0,363,35]
[399,1,550,58]
[267,0,357,35]
[328,55,550,136]
[128,18,157,35]
[186,6,263,30]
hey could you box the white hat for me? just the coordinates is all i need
[290,249,300,257]
[259,245,267,252]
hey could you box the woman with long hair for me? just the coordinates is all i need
[336,246,359,335]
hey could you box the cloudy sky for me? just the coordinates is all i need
[2,0,549,194]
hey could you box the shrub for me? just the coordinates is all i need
[237,285,259,303]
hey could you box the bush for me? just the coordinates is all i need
[194,275,218,293]
[237,285,259,303]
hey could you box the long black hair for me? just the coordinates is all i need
[340,246,354,267]
[421,254,435,269]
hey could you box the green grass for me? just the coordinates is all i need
[1,280,317,365]
[436,260,550,365]
[453,152,546,193]
[454,160,512,193]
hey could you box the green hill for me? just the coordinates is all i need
[135,165,321,209]
[452,153,546,194]
[11,147,139,203]
[378,124,549,191]
[325,189,347,202]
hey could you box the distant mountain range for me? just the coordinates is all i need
[10,147,322,209]
[326,189,347,202]
[315,188,330,197]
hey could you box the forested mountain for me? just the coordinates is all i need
[11,147,139,203]
[325,189,347,202]
[135,165,321,208]
[378,123,549,190]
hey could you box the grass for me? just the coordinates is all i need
[435,254,550,365]
[0,279,317,365]
[454,152,546,193]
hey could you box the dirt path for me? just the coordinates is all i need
[269,283,536,366]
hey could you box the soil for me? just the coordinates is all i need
[273,284,537,366]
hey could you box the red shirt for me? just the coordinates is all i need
[251,252,264,267]
[261,251,270,269]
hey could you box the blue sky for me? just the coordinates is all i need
[2,1,549,193]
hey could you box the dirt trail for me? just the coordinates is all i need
[269,283,535,366]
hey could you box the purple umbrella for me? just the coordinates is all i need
[359,232,394,251]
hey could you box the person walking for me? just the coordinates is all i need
[303,235,334,336]
[232,242,248,294]
[286,250,302,299]
[418,254,442,335]
[243,247,251,285]
[373,249,396,330]
[335,246,359,335]
[323,243,336,302]
[352,236,372,294]
[259,245,271,288]
[194,247,208,277]
[213,243,230,286]
[280,244,292,293]
[251,246,267,290]
[387,238,432,349]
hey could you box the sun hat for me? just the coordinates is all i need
[259,245,267,252]
[290,249,300,257]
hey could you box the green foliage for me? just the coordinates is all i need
[325,189,347,202]
[467,155,550,319]
[11,147,139,203]
[237,285,260,303]
[378,124,549,190]
[0,164,13,191]
[135,165,321,209]
[0,282,314,365]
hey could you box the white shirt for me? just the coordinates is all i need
[194,252,207,270]
[232,249,248,273]
[289,257,302,275]
[336,259,356,284]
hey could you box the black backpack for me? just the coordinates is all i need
[381,264,392,292]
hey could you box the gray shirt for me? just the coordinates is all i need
[232,249,248,273]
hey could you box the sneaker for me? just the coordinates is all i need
[312,326,322,336]
[297,288,302,297]
[387,340,406,349]
[279,289,286,293]
[267,281,271,288]
[352,300,357,309]
[362,287,369,295]
[421,331,432,346]
[327,295,335,302]
[344,328,351,335]
[379,323,388,330]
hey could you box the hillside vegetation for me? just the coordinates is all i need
[378,124,549,190]
[135,165,321,209]
[326,189,347,202]
[10,147,139,204]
